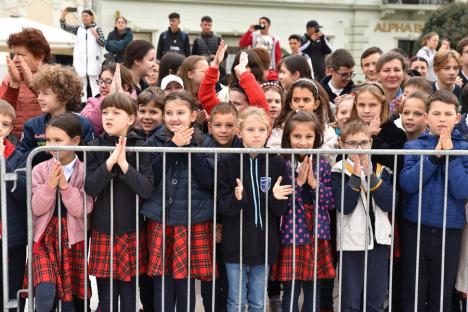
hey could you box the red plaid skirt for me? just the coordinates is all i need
[272,204,335,281]
[146,220,216,281]
[24,217,89,301]
[89,230,147,281]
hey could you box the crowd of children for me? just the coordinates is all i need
[0,21,467,312]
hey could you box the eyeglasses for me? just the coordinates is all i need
[336,71,355,79]
[96,79,113,86]
[343,139,372,149]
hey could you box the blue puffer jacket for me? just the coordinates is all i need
[400,131,468,229]
[18,113,95,162]
[1,143,27,249]
[140,126,214,225]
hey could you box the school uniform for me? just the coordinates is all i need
[272,158,335,312]
[85,130,153,311]
[25,157,94,310]
[140,126,215,312]
[331,159,395,312]
[371,119,407,173]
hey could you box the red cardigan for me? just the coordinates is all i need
[198,67,268,115]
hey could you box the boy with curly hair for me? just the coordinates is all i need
[18,64,94,161]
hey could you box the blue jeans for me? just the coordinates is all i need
[225,263,268,312]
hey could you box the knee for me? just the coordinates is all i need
[35,283,55,312]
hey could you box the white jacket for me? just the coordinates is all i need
[332,160,393,251]
[73,24,102,77]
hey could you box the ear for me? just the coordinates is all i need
[71,135,81,146]
[190,110,197,123]
[337,136,344,148]
[188,70,194,80]
[455,112,461,124]
[207,121,212,134]
[128,114,136,126]
[292,71,300,80]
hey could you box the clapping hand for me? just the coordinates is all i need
[272,176,293,200]
[171,126,194,147]
[235,178,243,201]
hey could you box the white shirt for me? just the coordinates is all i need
[328,81,343,97]
[62,156,78,181]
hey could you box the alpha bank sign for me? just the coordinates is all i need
[374,21,424,33]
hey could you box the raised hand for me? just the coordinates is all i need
[235,178,243,201]
[106,137,124,171]
[369,116,381,136]
[212,40,228,68]
[6,55,21,88]
[359,154,371,176]
[171,126,194,147]
[296,156,309,187]
[48,161,62,189]
[234,51,249,78]
[307,157,317,190]
[18,56,34,88]
[272,176,293,200]
[110,63,123,94]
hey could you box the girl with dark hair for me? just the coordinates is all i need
[105,16,134,63]
[267,79,337,160]
[123,40,156,94]
[278,55,313,90]
[409,56,429,79]
[85,92,153,311]
[81,63,135,135]
[157,52,185,87]
[141,91,215,312]
[26,113,94,312]
[272,111,335,312]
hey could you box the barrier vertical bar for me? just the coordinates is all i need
[313,154,320,312]
[289,153,296,312]
[388,155,398,312]
[414,154,424,311]
[162,152,166,312]
[56,151,62,312]
[135,152,140,311]
[263,153,269,312]
[187,152,192,312]
[338,154,345,312]
[83,151,88,312]
[439,156,449,312]
[238,154,243,312]
[362,152,372,312]
[211,152,218,312]
[1,154,10,311]
[26,153,34,311]
[109,177,114,312]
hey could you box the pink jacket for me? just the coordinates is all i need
[32,158,94,246]
[81,96,104,135]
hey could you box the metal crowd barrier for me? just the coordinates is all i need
[0,146,466,312]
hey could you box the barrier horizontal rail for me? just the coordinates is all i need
[15,145,468,312]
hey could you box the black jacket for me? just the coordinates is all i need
[300,34,332,81]
[217,153,289,265]
[140,126,215,226]
[105,27,133,63]
[192,32,221,56]
[320,75,356,103]
[85,131,153,235]
[371,120,407,173]
[156,28,190,59]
